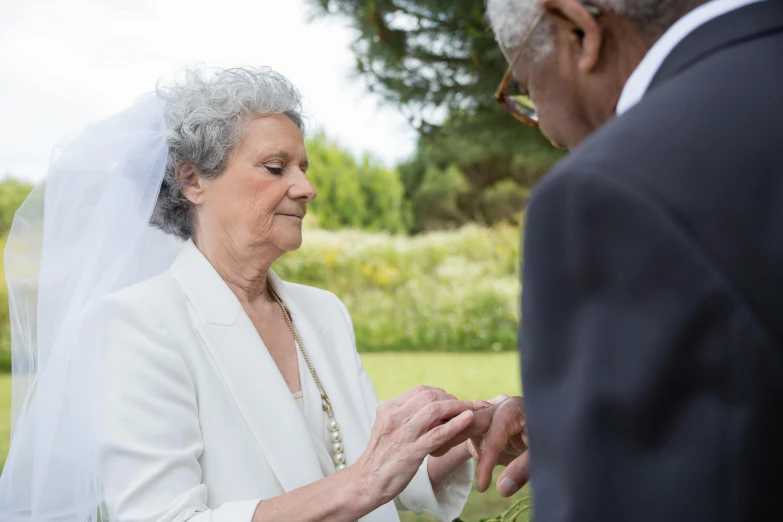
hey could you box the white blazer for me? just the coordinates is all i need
[100,240,472,522]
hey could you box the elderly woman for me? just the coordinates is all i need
[100,68,479,521]
[0,67,475,522]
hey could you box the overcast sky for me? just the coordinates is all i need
[0,0,417,182]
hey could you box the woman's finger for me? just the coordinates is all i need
[407,399,475,436]
[394,388,471,425]
[496,452,530,497]
[415,410,474,455]
[429,402,497,457]
[387,385,448,408]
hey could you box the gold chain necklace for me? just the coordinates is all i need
[269,285,347,472]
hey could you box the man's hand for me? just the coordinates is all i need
[471,395,529,497]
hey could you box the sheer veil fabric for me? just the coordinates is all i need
[0,93,182,521]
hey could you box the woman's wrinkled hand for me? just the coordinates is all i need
[348,385,475,505]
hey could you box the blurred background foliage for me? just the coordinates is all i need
[307,0,563,232]
[276,223,520,353]
[305,132,412,233]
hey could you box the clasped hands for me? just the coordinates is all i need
[433,394,529,497]
[352,386,527,507]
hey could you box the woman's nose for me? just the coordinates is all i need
[290,169,317,201]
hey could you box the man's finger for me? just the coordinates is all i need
[466,436,482,459]
[496,452,530,497]
[488,394,512,405]
[475,400,524,493]
[475,421,509,493]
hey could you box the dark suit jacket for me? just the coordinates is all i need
[520,2,783,521]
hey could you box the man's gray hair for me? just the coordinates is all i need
[152,66,305,240]
[486,0,682,61]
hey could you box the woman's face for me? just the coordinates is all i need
[193,113,316,254]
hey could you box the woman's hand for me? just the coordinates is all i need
[348,385,475,506]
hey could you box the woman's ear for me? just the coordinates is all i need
[542,0,602,73]
[176,162,205,205]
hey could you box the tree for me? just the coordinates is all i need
[399,109,560,231]
[308,0,563,232]
[306,133,411,233]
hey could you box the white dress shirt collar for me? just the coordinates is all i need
[616,0,766,115]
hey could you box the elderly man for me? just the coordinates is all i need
[469,0,783,520]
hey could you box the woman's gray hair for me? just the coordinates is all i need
[151,66,305,239]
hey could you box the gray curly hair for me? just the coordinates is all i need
[486,0,684,64]
[151,66,305,239]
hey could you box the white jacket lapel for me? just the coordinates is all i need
[169,241,324,492]
[267,273,400,522]
[266,272,367,470]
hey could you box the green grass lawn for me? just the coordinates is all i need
[0,352,528,521]
[362,352,522,401]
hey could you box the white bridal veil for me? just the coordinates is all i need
[0,92,181,521]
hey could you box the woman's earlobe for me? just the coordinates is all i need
[176,163,205,205]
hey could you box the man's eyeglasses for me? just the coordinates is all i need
[494,11,546,128]
[494,5,602,127]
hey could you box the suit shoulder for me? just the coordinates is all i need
[533,93,699,205]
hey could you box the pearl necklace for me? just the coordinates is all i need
[270,286,347,472]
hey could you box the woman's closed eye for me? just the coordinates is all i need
[265,164,285,175]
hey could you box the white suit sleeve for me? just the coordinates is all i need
[333,296,473,522]
[100,288,261,522]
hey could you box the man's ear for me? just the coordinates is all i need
[542,0,602,73]
[176,162,205,205]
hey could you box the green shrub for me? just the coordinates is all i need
[274,224,522,352]
[0,222,523,366]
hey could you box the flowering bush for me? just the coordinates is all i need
[275,223,522,352]
[0,223,522,361]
